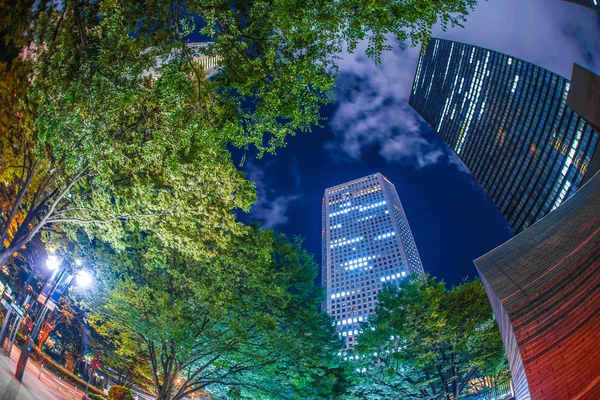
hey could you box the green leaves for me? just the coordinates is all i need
[83,228,343,399]
[1,1,479,397]
[354,275,508,399]
[1,0,476,267]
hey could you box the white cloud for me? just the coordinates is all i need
[446,152,471,175]
[244,160,302,229]
[326,45,445,169]
[435,0,600,78]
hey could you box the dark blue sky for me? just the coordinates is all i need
[239,0,600,286]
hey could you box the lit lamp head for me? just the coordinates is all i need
[46,255,60,271]
[76,269,92,288]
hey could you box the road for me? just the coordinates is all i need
[0,345,89,400]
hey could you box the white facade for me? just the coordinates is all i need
[145,42,222,79]
[321,173,425,348]
[187,43,221,77]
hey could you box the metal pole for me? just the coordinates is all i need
[0,307,13,350]
[6,314,21,355]
[32,267,66,340]
[31,305,49,341]
[85,373,92,394]
[15,267,36,306]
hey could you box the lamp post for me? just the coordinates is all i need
[30,254,68,340]
[0,253,59,355]
[16,253,93,382]
[31,258,92,342]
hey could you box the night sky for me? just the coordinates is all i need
[239,0,600,286]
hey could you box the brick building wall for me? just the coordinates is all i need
[475,170,600,400]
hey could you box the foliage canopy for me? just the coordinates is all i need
[86,228,344,399]
[0,0,476,266]
[354,276,508,400]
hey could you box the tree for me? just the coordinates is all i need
[85,228,343,400]
[102,338,153,389]
[108,385,135,400]
[1,0,476,267]
[354,275,508,400]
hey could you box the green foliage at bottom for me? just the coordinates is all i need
[87,228,346,400]
[353,275,508,399]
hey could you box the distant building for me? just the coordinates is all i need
[409,38,600,233]
[562,0,600,12]
[567,64,600,183]
[187,43,221,77]
[145,42,221,80]
[321,173,424,348]
[474,169,600,400]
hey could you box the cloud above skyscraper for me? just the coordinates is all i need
[326,45,447,169]
[435,0,600,78]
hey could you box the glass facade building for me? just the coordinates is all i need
[409,38,600,233]
[321,173,425,348]
[188,43,221,77]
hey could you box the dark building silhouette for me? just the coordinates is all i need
[562,0,600,12]
[409,38,600,233]
[567,64,600,183]
[474,170,600,400]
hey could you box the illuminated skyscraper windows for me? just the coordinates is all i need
[321,173,425,348]
[409,38,599,233]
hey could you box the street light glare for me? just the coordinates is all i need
[46,255,60,270]
[76,270,92,287]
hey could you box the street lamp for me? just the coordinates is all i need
[46,255,60,271]
[16,253,94,382]
[31,254,93,340]
[76,270,92,288]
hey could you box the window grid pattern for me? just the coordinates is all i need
[408,38,599,233]
[321,173,425,348]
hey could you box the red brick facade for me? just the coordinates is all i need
[475,171,600,400]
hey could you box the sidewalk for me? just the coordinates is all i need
[0,346,87,400]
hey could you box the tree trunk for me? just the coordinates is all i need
[156,382,173,400]
[451,348,459,398]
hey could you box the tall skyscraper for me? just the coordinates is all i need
[188,43,222,76]
[409,38,600,233]
[321,173,425,348]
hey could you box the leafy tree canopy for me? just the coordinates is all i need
[353,275,508,400]
[84,227,345,400]
[0,0,476,266]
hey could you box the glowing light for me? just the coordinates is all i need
[76,270,93,287]
[46,255,60,270]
